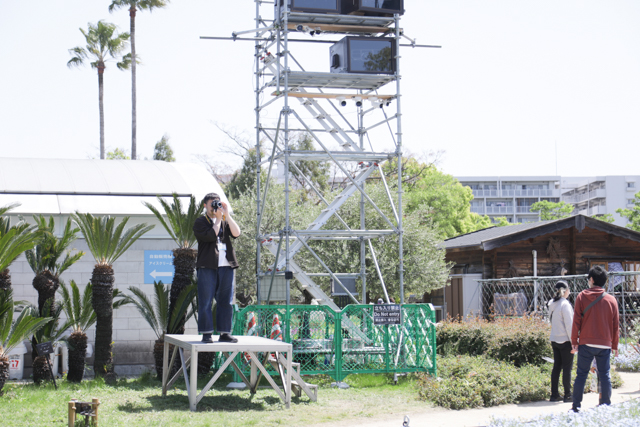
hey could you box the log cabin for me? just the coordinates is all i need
[429,215,640,319]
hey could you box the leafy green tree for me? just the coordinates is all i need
[225,148,265,200]
[229,181,450,301]
[26,216,85,315]
[0,290,51,394]
[153,134,176,162]
[617,192,640,231]
[228,183,322,296]
[106,148,131,159]
[109,0,170,160]
[67,21,131,160]
[382,157,491,238]
[71,213,153,377]
[289,133,330,201]
[143,194,202,334]
[494,217,512,227]
[529,200,574,220]
[124,281,195,379]
[593,213,615,224]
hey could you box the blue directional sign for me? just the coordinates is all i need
[144,250,174,284]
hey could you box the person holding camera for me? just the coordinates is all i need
[193,192,241,343]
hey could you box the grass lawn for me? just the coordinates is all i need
[0,372,428,427]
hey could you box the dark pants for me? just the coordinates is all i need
[551,341,574,398]
[197,267,235,334]
[573,345,612,410]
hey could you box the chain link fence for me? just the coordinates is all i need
[230,304,437,382]
[477,272,640,339]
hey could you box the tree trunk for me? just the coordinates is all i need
[0,269,11,292]
[32,356,51,385]
[32,270,59,316]
[169,248,197,334]
[0,356,9,395]
[130,6,137,160]
[67,331,87,383]
[98,65,105,159]
[91,264,114,377]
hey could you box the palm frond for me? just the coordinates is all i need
[125,284,163,340]
[143,194,202,249]
[58,280,97,334]
[167,284,197,334]
[0,293,51,357]
[0,224,39,272]
[25,216,84,276]
[71,213,153,266]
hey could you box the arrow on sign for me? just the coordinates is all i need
[150,270,174,280]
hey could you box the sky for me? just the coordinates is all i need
[1,1,639,178]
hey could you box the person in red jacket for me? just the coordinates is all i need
[570,265,619,412]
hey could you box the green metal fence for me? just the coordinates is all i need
[230,304,437,382]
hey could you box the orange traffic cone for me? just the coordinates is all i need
[269,314,283,359]
[270,314,283,341]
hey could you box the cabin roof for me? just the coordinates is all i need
[444,215,640,251]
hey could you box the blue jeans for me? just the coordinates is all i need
[197,267,235,334]
[572,345,612,409]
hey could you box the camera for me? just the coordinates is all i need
[211,200,222,211]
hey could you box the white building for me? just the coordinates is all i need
[456,176,561,224]
[561,176,639,227]
[0,158,228,376]
[456,175,640,228]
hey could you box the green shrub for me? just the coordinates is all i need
[437,316,490,356]
[437,315,552,366]
[417,355,548,409]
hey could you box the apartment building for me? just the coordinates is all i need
[561,176,639,227]
[457,176,561,224]
[456,175,640,227]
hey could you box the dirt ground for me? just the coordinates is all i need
[312,371,640,427]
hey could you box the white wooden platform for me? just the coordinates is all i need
[160,335,316,411]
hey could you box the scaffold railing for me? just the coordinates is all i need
[230,303,437,382]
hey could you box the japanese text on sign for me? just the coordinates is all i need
[373,304,402,325]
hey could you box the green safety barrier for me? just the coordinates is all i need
[228,303,437,382]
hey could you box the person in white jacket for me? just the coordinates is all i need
[548,280,574,402]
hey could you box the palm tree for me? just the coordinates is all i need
[67,21,131,160]
[26,216,85,316]
[109,0,170,160]
[58,280,128,382]
[143,194,202,334]
[71,213,153,377]
[124,281,196,379]
[0,290,51,394]
[29,299,70,385]
[0,223,38,292]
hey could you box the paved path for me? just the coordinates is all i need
[313,372,640,427]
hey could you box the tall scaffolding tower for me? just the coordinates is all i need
[227,1,415,310]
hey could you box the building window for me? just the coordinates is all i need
[629,199,636,205]
[628,182,636,188]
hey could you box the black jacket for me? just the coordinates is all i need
[193,215,239,269]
